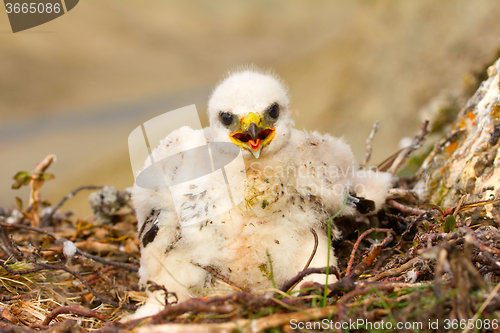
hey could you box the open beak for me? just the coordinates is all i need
[229,112,275,158]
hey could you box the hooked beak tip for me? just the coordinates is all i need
[248,123,259,142]
[249,148,261,159]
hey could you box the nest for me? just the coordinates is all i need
[2,134,500,332]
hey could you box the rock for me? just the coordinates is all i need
[416,57,500,225]
[88,186,131,223]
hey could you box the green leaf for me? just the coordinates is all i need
[12,171,31,187]
[11,181,23,189]
[444,215,456,233]
[39,173,55,181]
[423,221,430,232]
[40,200,52,206]
[15,197,23,211]
[13,171,31,181]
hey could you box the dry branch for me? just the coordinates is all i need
[366,257,422,282]
[387,120,429,175]
[41,185,103,226]
[362,120,379,167]
[346,228,395,274]
[280,265,340,293]
[387,199,427,215]
[42,305,108,326]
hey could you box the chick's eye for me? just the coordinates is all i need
[220,112,233,126]
[268,104,279,119]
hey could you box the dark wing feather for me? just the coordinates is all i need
[348,194,376,214]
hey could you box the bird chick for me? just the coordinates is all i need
[130,69,392,319]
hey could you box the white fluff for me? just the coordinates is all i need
[6,209,22,224]
[405,269,418,283]
[130,69,393,319]
[398,137,413,149]
[63,240,77,258]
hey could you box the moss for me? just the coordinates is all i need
[431,181,450,206]
[261,200,269,209]
[490,102,500,119]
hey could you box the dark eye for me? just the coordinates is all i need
[268,104,279,119]
[220,112,233,126]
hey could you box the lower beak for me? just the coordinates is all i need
[230,122,275,158]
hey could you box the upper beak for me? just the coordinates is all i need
[248,123,259,142]
[229,113,276,158]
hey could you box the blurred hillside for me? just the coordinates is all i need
[1,0,500,216]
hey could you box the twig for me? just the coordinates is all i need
[151,298,238,323]
[0,221,57,240]
[123,292,307,329]
[433,248,448,299]
[135,305,339,333]
[387,200,427,215]
[337,284,395,326]
[239,305,337,332]
[345,231,394,280]
[371,249,394,273]
[147,281,178,306]
[362,120,379,167]
[462,281,500,333]
[338,284,397,305]
[0,293,30,302]
[388,120,429,175]
[303,228,319,271]
[366,257,421,282]
[386,188,419,201]
[41,185,103,226]
[280,265,340,293]
[346,228,395,275]
[0,260,46,274]
[191,262,242,291]
[0,225,15,260]
[453,195,467,218]
[42,305,107,325]
[0,221,139,272]
[279,229,321,292]
[453,197,500,215]
[463,227,500,256]
[0,321,34,333]
[75,249,139,272]
[299,232,394,298]
[30,319,80,332]
[29,154,56,228]
[421,227,500,256]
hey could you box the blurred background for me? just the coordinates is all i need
[1,0,500,216]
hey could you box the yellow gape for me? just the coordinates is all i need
[229,112,276,158]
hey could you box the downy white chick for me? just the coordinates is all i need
[131,69,392,318]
